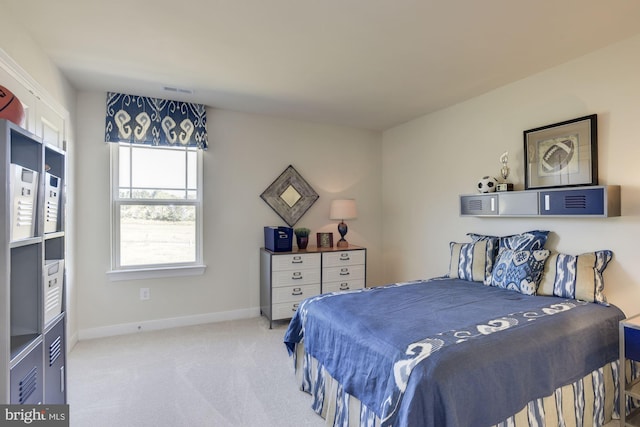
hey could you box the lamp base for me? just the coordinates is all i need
[336,221,349,248]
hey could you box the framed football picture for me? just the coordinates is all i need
[524,114,598,190]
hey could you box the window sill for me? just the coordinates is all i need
[107,264,207,282]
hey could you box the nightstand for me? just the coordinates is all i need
[620,314,640,426]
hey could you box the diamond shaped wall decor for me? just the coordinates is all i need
[260,165,319,227]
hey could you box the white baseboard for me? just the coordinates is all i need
[77,307,261,341]
[68,331,79,352]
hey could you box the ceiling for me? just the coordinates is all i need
[3,0,640,131]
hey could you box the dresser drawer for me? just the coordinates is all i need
[323,264,365,283]
[322,279,365,293]
[261,246,366,328]
[322,250,365,268]
[272,301,303,320]
[272,284,320,304]
[272,268,321,287]
[272,253,320,271]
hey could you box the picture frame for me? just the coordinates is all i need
[260,165,319,227]
[316,232,333,248]
[524,114,598,190]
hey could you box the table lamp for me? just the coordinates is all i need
[329,199,357,248]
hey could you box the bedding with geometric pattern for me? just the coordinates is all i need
[293,343,630,427]
[284,278,625,427]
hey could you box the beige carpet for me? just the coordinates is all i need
[67,317,324,427]
[68,316,621,427]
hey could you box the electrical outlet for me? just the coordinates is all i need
[140,288,150,300]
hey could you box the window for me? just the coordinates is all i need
[109,143,204,280]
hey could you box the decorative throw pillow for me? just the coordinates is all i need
[500,230,549,251]
[468,230,550,251]
[537,250,613,304]
[448,238,498,284]
[489,249,550,295]
[467,232,499,242]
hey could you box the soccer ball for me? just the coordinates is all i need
[477,176,498,193]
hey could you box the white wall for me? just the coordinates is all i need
[0,6,78,343]
[0,15,73,109]
[75,93,383,337]
[5,0,639,337]
[382,34,640,316]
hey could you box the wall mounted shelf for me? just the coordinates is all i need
[460,185,620,218]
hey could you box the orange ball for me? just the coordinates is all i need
[0,85,25,126]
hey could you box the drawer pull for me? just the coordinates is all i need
[292,287,303,296]
[292,272,303,280]
[339,254,350,261]
[340,283,350,290]
[292,303,300,312]
[292,256,303,264]
[340,268,350,276]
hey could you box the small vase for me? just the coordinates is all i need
[296,236,309,250]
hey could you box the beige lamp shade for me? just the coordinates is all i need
[329,199,357,220]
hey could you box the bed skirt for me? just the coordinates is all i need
[293,342,639,427]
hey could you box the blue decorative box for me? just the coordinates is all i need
[264,226,293,252]
[625,326,640,362]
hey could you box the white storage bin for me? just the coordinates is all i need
[43,259,64,325]
[9,163,38,241]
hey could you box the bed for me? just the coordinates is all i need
[283,231,632,427]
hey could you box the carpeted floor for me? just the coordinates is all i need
[67,317,324,427]
[67,316,621,427]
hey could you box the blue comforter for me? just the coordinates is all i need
[284,278,625,427]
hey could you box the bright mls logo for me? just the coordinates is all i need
[1,405,69,426]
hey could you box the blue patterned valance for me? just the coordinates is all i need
[105,92,208,149]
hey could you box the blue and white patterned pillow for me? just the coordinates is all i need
[489,249,550,295]
[500,230,549,251]
[537,250,613,304]
[448,239,498,284]
[468,230,550,251]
